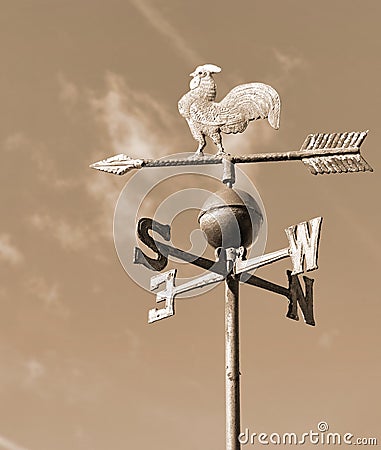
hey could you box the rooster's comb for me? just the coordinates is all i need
[191,64,222,75]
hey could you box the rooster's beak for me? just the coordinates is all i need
[189,72,196,77]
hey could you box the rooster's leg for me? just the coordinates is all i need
[193,135,206,157]
[210,132,225,155]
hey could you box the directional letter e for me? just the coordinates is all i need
[285,217,323,275]
[148,270,177,324]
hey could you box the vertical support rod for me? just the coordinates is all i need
[222,158,236,188]
[225,274,241,450]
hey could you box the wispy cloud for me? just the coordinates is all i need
[89,72,175,159]
[3,133,29,152]
[27,276,69,318]
[3,132,77,190]
[57,72,79,110]
[84,173,121,242]
[0,344,111,407]
[273,48,304,76]
[115,328,140,362]
[23,359,46,387]
[318,329,340,349]
[272,48,306,92]
[0,235,24,265]
[129,0,201,64]
[30,148,78,190]
[316,183,381,263]
[86,72,180,247]
[0,434,30,450]
[30,213,91,251]
[88,75,183,246]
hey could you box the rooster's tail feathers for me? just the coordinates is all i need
[268,90,280,130]
[219,82,281,132]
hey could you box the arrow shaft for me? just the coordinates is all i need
[90,130,370,175]
[140,147,359,169]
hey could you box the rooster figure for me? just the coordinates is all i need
[178,64,281,156]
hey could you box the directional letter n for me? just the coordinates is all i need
[286,271,315,326]
[285,217,323,275]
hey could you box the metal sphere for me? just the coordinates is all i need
[198,187,263,249]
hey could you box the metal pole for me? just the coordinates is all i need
[225,274,241,450]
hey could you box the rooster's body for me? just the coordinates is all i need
[178,64,281,156]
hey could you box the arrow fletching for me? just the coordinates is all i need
[300,131,373,175]
[90,154,144,175]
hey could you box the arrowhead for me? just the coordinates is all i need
[90,154,144,175]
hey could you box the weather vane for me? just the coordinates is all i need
[90,64,373,450]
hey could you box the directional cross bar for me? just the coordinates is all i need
[139,217,322,326]
[135,217,323,277]
[235,248,289,274]
[150,257,316,326]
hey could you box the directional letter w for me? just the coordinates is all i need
[285,217,323,275]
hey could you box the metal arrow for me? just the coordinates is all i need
[90,130,372,176]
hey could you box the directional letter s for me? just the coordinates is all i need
[133,218,171,271]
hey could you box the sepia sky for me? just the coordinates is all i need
[0,1,380,449]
